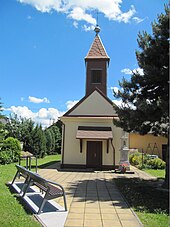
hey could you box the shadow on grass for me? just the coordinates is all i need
[6,183,33,215]
[36,160,60,169]
[157,177,165,181]
[20,161,60,170]
[114,177,169,214]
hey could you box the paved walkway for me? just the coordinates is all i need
[38,164,147,227]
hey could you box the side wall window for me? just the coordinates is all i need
[91,70,102,84]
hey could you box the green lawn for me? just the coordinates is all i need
[144,169,165,179]
[114,170,169,227]
[0,154,61,227]
[1,156,168,227]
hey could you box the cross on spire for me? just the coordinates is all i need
[96,10,99,26]
[94,10,100,35]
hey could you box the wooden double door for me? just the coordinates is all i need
[86,141,102,170]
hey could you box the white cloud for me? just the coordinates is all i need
[68,7,96,25]
[5,99,79,128]
[121,67,144,75]
[116,5,136,23]
[113,99,122,107]
[28,96,50,103]
[111,86,119,95]
[133,68,144,75]
[66,100,79,110]
[38,108,48,118]
[113,99,136,110]
[10,106,35,119]
[18,0,138,31]
[83,24,95,32]
[132,16,144,24]
[18,0,62,13]
[121,68,132,75]
[73,21,78,28]
[6,105,64,128]
[47,107,64,119]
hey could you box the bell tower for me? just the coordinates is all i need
[85,25,110,96]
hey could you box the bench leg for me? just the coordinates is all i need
[22,179,32,197]
[11,171,19,185]
[63,193,67,211]
[38,197,47,215]
[21,176,30,195]
[11,172,29,195]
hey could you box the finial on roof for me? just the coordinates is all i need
[94,24,100,35]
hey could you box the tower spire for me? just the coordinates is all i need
[85,14,110,96]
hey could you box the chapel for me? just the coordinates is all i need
[60,26,127,170]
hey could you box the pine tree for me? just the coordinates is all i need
[31,125,46,158]
[113,6,169,188]
[45,129,53,154]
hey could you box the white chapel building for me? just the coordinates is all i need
[60,26,127,170]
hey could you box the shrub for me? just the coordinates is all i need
[146,158,166,169]
[129,152,141,165]
[0,150,13,164]
[0,137,21,164]
[129,152,165,170]
[129,152,148,168]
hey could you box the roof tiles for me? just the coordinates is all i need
[85,35,109,60]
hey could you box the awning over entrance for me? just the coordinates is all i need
[76,126,113,140]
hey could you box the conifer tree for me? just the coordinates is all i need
[113,6,169,188]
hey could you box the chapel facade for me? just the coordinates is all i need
[60,26,126,170]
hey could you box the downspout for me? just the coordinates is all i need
[61,122,65,168]
[111,139,115,169]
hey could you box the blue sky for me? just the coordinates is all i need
[0,0,168,128]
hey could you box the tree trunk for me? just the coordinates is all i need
[162,137,169,189]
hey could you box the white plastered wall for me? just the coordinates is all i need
[61,117,125,166]
[68,91,116,116]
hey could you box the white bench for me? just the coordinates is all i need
[12,164,67,214]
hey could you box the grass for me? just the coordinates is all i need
[143,169,165,179]
[137,212,169,227]
[0,154,61,227]
[114,172,169,227]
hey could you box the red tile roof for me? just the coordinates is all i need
[85,35,110,60]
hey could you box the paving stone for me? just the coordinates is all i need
[100,208,117,213]
[101,213,120,220]
[84,208,100,213]
[118,213,137,220]
[65,219,84,227]
[69,207,85,214]
[84,213,101,220]
[84,219,103,227]
[67,213,84,219]
[121,220,142,227]
[103,220,122,227]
